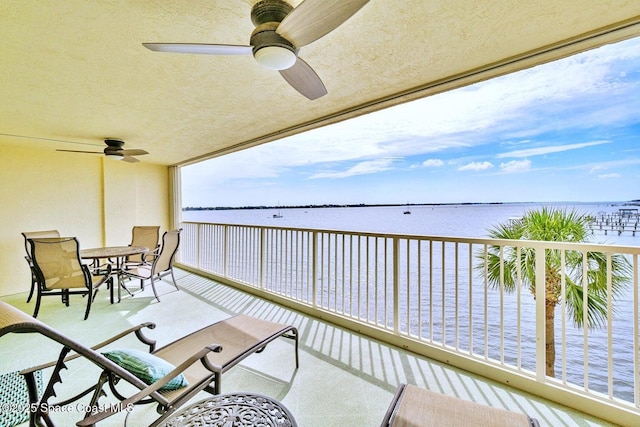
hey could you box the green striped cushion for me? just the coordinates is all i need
[102,349,188,391]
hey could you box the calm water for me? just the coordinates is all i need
[183,201,639,246]
[182,201,639,401]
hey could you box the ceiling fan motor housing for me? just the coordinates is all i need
[250,0,298,69]
[250,0,292,26]
[250,22,297,54]
[104,138,124,155]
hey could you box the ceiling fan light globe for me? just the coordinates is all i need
[105,153,123,161]
[254,46,296,70]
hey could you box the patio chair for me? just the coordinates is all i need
[0,301,299,427]
[21,230,60,303]
[27,237,112,320]
[120,229,181,301]
[380,383,540,427]
[125,225,160,269]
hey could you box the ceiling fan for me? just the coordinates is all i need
[142,0,370,100]
[57,138,149,163]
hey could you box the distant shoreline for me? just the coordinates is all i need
[183,200,639,212]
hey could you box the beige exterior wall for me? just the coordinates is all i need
[0,144,170,297]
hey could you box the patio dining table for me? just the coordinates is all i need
[80,245,148,303]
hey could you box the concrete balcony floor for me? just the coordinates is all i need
[0,269,617,426]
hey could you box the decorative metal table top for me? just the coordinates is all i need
[159,393,297,427]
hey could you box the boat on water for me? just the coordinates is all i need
[273,203,283,218]
[403,205,411,214]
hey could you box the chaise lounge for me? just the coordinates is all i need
[0,301,298,426]
[380,383,540,427]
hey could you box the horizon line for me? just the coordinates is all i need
[183,200,637,211]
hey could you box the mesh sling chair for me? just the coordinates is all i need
[0,301,298,427]
[125,226,160,269]
[380,384,540,427]
[27,237,112,320]
[21,230,61,303]
[121,229,181,301]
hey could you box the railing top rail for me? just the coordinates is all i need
[181,221,640,255]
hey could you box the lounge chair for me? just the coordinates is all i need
[380,383,540,427]
[0,301,299,427]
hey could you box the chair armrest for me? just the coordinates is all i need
[20,322,157,375]
[76,344,223,426]
[141,249,159,264]
[124,244,159,265]
[84,262,112,278]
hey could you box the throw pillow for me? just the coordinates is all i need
[102,349,188,391]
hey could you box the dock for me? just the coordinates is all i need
[588,208,640,236]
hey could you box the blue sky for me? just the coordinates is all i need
[182,36,640,207]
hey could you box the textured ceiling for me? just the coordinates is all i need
[2,1,639,166]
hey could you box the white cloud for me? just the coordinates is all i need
[500,159,532,173]
[309,158,396,179]
[458,161,494,171]
[422,158,444,167]
[564,157,640,172]
[187,38,637,182]
[182,148,285,183]
[231,37,635,172]
[497,140,610,158]
[597,173,621,179]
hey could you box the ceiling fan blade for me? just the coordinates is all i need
[56,149,102,154]
[277,0,369,47]
[279,57,327,100]
[143,43,252,55]
[121,156,140,163]
[119,149,149,156]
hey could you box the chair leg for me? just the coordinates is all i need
[150,276,160,302]
[108,276,114,304]
[85,371,110,420]
[119,275,134,297]
[33,292,42,318]
[170,269,180,291]
[84,289,93,320]
[26,273,36,303]
[91,287,100,302]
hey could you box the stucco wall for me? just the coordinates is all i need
[0,145,170,297]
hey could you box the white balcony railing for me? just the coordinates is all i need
[177,221,640,426]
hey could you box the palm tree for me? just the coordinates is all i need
[480,207,631,377]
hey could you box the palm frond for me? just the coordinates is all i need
[564,278,609,328]
[476,207,632,329]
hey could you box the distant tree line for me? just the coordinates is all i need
[183,202,507,211]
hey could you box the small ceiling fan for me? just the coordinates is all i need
[142,0,370,100]
[57,138,149,163]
